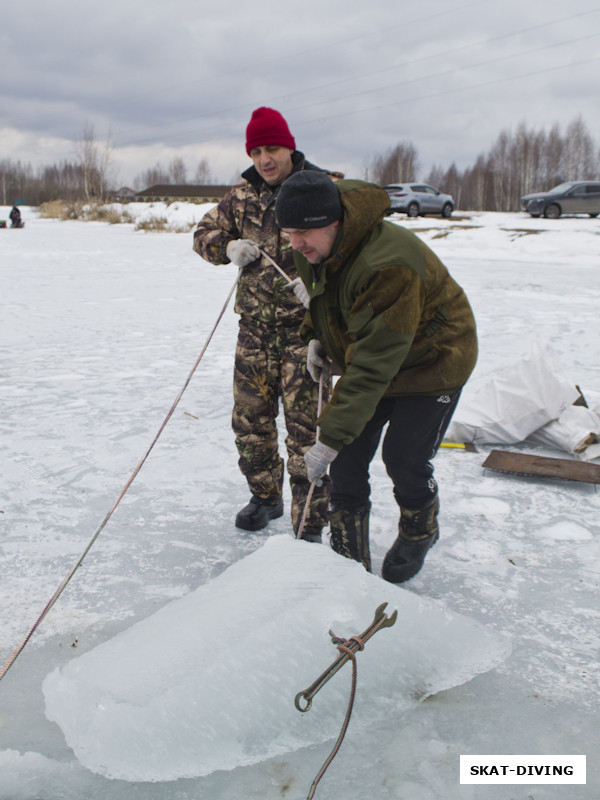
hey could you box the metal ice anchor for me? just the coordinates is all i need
[295,601,398,712]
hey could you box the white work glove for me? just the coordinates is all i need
[307,339,326,383]
[226,239,260,267]
[286,276,310,308]
[304,441,338,485]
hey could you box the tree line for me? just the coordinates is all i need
[0,123,217,206]
[0,155,215,206]
[2,116,598,211]
[364,116,599,211]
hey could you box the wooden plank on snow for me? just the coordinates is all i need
[482,450,600,485]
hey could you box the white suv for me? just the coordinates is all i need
[384,184,454,218]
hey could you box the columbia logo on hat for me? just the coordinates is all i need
[276,171,342,230]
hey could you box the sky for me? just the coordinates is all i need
[2,0,600,187]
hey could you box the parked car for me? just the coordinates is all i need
[383,183,454,218]
[520,181,600,218]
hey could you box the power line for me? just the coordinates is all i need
[282,33,600,117]
[113,7,600,148]
[249,8,600,107]
[288,54,600,131]
[115,42,600,152]
[121,0,489,107]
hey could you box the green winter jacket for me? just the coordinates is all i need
[296,180,478,451]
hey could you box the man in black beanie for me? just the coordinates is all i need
[275,170,343,230]
[276,172,478,583]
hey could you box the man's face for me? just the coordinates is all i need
[281,221,340,264]
[249,145,294,186]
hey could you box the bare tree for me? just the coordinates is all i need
[169,157,187,184]
[442,163,462,209]
[73,123,114,201]
[194,157,212,184]
[98,125,115,198]
[364,141,419,185]
[74,122,98,201]
[425,162,462,208]
[461,154,492,211]
[489,130,513,210]
[563,117,598,180]
[133,163,171,191]
[1,159,14,205]
[544,124,565,186]
[424,164,445,188]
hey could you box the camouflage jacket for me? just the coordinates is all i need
[193,152,340,327]
[296,180,478,451]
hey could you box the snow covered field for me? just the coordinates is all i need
[1,203,599,799]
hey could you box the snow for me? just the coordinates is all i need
[1,204,599,799]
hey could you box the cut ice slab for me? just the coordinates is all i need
[43,535,510,782]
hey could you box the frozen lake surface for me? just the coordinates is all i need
[0,205,598,799]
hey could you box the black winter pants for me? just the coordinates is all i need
[329,391,461,511]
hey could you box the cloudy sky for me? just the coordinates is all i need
[2,0,599,187]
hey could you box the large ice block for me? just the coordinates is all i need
[43,535,510,781]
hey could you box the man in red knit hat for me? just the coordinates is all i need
[193,108,342,539]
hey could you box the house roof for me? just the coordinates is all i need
[135,184,231,201]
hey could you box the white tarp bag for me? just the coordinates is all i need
[527,404,600,459]
[446,341,580,446]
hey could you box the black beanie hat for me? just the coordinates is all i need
[276,171,342,229]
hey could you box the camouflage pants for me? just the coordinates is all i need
[233,317,331,534]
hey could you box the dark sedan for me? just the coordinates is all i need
[520,181,600,218]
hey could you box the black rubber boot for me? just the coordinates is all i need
[329,503,371,572]
[235,496,284,532]
[381,495,439,583]
[298,527,322,543]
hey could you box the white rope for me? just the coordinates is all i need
[0,270,241,683]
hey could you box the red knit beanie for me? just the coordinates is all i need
[245,107,296,155]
